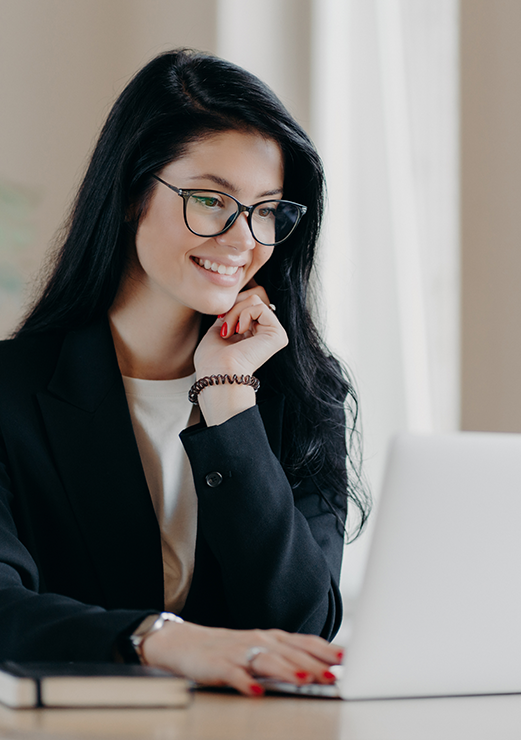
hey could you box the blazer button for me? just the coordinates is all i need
[205,472,223,488]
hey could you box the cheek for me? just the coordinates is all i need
[136,244,169,279]
[134,217,189,276]
[134,233,171,277]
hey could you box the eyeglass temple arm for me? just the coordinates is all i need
[152,175,182,195]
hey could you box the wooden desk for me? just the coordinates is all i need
[0,690,520,740]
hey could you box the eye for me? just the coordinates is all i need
[256,205,276,219]
[191,194,224,209]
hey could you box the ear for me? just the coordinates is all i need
[124,202,139,224]
[126,178,157,225]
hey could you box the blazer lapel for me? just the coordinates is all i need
[36,318,164,610]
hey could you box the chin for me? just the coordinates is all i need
[193,296,237,317]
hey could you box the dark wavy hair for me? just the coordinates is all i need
[16,49,370,539]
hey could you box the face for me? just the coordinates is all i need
[129,129,284,317]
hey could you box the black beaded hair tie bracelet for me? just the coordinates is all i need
[188,374,261,404]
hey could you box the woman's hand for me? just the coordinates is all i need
[193,280,287,426]
[142,621,343,697]
[195,279,287,379]
[229,277,272,313]
[195,297,286,377]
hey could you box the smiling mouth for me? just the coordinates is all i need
[192,257,240,276]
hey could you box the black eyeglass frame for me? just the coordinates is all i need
[152,174,307,246]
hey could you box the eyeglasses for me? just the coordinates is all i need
[152,175,307,246]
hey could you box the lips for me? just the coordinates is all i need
[192,257,240,275]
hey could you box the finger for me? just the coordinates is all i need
[231,629,337,684]
[217,295,259,338]
[252,645,337,684]
[223,665,266,697]
[248,651,315,685]
[235,298,279,335]
[237,279,270,307]
[272,631,344,665]
[221,296,277,338]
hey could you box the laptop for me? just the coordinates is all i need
[262,432,521,700]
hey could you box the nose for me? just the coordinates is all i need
[215,212,256,251]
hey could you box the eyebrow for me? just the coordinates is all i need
[186,173,283,199]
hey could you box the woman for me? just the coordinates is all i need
[0,50,369,695]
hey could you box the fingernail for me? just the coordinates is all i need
[336,650,344,663]
[250,683,264,696]
[235,321,240,334]
[220,322,228,338]
[295,671,309,681]
[323,671,336,681]
[218,314,225,319]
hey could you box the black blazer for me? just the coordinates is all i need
[0,318,346,662]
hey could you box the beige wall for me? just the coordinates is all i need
[461,0,521,431]
[0,0,216,337]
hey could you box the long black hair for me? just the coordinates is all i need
[16,49,370,539]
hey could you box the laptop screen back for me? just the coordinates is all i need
[342,432,521,699]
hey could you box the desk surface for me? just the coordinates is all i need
[1,689,521,740]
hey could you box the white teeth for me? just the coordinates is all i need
[196,258,238,276]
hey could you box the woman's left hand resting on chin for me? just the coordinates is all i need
[194,282,288,426]
[142,621,342,696]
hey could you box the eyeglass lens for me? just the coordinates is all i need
[186,191,301,245]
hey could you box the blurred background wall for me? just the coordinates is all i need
[0,0,519,641]
[0,0,217,332]
[460,0,521,433]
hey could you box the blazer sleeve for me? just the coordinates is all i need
[0,442,154,661]
[180,405,346,640]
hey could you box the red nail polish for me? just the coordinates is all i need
[295,671,309,681]
[336,650,344,663]
[218,314,225,319]
[220,322,228,338]
[250,683,264,696]
[235,321,240,334]
[323,671,336,681]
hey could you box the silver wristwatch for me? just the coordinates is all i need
[129,611,184,663]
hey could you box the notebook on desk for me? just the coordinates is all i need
[262,432,521,700]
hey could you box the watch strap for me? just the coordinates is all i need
[129,611,184,664]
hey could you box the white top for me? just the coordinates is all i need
[122,373,198,613]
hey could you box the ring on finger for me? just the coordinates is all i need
[268,303,276,312]
[245,646,268,668]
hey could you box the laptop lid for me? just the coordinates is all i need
[341,432,521,700]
